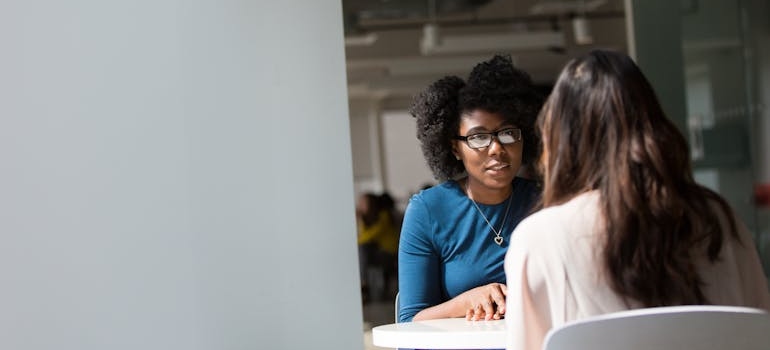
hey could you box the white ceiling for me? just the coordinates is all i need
[343,0,629,107]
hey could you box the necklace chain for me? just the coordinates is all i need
[466,180,513,246]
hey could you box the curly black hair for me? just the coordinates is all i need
[409,54,544,181]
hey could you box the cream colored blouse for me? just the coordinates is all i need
[504,191,770,350]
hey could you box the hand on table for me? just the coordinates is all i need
[461,282,507,321]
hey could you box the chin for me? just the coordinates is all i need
[485,174,516,188]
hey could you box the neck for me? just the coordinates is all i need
[465,178,513,205]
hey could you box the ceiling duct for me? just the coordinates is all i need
[419,23,565,55]
[343,0,493,34]
[529,0,607,15]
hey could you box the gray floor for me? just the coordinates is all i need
[362,298,397,350]
[363,299,397,327]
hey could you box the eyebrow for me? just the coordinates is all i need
[465,124,516,134]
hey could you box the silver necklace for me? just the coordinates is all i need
[466,180,513,246]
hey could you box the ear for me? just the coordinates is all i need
[452,141,461,160]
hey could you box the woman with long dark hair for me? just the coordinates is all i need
[504,49,769,350]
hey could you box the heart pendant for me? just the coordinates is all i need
[494,236,503,245]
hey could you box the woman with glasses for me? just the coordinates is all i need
[398,55,543,323]
[504,50,770,350]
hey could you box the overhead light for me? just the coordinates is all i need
[419,23,564,55]
[419,24,441,54]
[572,16,593,45]
[345,33,379,47]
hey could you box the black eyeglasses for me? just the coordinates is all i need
[454,128,522,149]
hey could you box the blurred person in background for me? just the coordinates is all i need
[357,192,400,303]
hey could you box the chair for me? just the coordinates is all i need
[394,291,400,323]
[543,305,770,350]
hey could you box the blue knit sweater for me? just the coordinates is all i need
[397,177,540,322]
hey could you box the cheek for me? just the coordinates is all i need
[459,148,481,164]
[459,150,486,173]
[508,144,524,162]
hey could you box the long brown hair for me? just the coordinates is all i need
[538,50,738,307]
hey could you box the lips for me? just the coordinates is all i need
[486,163,510,171]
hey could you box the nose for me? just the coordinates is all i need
[487,136,507,155]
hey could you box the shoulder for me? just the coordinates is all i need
[506,192,602,285]
[408,180,464,208]
[402,180,465,229]
[511,191,601,248]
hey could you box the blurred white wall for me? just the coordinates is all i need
[381,110,435,205]
[0,1,363,349]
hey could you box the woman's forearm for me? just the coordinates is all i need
[412,296,467,321]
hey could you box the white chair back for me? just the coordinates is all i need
[543,305,770,350]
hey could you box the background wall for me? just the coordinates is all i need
[348,0,770,276]
[0,1,363,349]
[349,99,433,209]
[381,110,435,203]
[753,0,770,184]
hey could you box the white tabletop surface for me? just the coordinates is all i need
[372,318,506,349]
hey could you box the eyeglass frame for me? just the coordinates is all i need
[454,127,522,149]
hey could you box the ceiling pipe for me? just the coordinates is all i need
[353,10,624,32]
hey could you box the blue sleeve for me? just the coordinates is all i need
[397,195,442,323]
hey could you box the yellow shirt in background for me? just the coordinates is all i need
[357,211,399,254]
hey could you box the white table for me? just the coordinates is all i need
[372,318,506,349]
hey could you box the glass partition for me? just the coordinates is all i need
[681,0,769,277]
